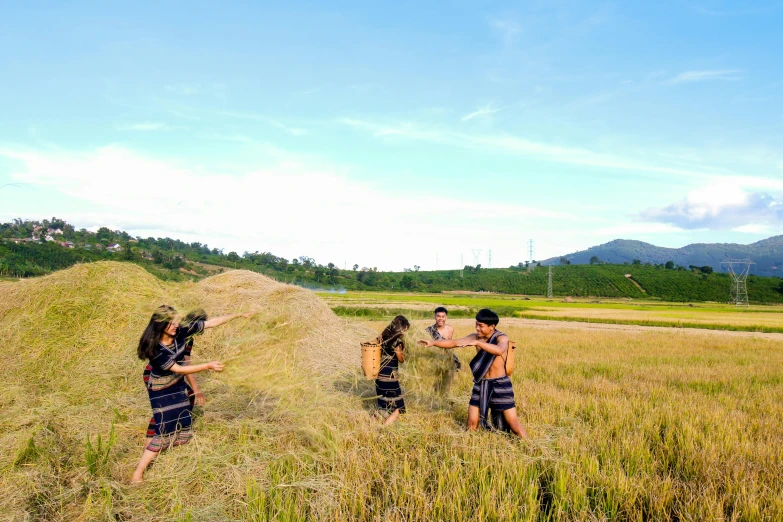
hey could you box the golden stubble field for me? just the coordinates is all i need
[323,291,783,332]
[2,264,782,520]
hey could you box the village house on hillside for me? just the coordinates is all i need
[107,244,121,252]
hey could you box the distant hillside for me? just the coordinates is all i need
[3,218,783,302]
[545,237,783,277]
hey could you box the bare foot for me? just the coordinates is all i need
[382,408,401,426]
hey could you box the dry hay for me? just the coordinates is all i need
[0,261,374,520]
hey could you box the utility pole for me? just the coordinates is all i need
[528,239,534,265]
[460,254,463,279]
[472,249,482,266]
[488,249,492,269]
[547,265,553,298]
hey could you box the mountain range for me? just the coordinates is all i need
[545,236,783,277]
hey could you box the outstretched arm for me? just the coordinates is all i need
[171,361,224,375]
[468,335,509,356]
[204,312,255,329]
[418,334,477,349]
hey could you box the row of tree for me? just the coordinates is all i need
[3,218,782,302]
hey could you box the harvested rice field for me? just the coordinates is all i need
[2,263,782,520]
[322,291,783,333]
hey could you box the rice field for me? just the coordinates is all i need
[321,291,783,332]
[2,263,782,520]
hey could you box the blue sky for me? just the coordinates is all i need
[1,1,782,270]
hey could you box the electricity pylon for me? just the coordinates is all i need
[547,265,553,298]
[721,259,754,306]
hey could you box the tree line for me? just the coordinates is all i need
[2,218,782,302]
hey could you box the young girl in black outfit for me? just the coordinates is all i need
[375,315,410,426]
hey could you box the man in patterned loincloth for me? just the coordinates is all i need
[419,309,528,437]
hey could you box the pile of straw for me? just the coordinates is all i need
[0,261,374,520]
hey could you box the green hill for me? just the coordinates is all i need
[545,237,783,277]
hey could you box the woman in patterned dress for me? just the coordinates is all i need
[375,315,410,426]
[143,309,209,441]
[131,305,253,483]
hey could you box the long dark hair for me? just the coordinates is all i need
[184,308,208,325]
[137,305,177,361]
[183,308,208,347]
[381,315,410,347]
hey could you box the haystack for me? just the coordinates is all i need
[0,261,372,520]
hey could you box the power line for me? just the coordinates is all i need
[472,248,482,266]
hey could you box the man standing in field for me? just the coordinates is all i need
[419,309,528,438]
[425,306,461,371]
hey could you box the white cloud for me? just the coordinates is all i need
[588,223,684,237]
[666,69,742,85]
[213,110,308,136]
[732,223,772,234]
[640,179,783,229]
[488,16,521,46]
[461,103,502,122]
[165,83,200,95]
[0,145,579,270]
[115,122,182,131]
[164,83,228,100]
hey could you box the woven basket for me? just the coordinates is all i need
[361,340,382,379]
[505,341,517,376]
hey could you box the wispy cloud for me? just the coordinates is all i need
[115,122,183,131]
[164,83,228,100]
[165,83,201,96]
[461,103,503,122]
[213,110,308,136]
[339,117,725,179]
[666,69,742,85]
[488,16,521,46]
